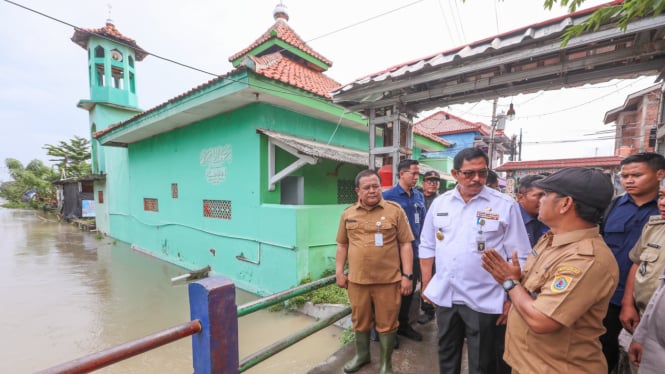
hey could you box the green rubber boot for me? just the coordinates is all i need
[378,332,396,374]
[343,331,371,373]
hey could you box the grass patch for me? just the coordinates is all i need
[269,272,349,312]
[340,327,355,345]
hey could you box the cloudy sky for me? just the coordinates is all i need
[0,0,655,181]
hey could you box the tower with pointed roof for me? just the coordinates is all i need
[71,19,146,174]
[72,19,146,110]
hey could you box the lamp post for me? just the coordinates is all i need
[488,112,506,169]
[488,99,515,169]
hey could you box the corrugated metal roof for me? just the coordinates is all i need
[495,155,623,171]
[332,1,665,112]
[256,128,454,181]
[257,128,374,167]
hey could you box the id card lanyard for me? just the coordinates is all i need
[476,219,486,251]
[375,220,384,246]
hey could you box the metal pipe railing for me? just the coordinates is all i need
[239,306,350,372]
[36,274,349,373]
[35,320,201,374]
[237,274,336,317]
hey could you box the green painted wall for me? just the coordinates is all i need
[105,102,368,295]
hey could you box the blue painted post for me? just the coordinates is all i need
[189,276,239,374]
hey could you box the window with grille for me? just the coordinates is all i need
[203,200,232,220]
[144,198,158,212]
[337,180,357,204]
[98,191,104,204]
[171,183,178,199]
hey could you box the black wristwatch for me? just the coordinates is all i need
[402,273,414,280]
[502,279,520,292]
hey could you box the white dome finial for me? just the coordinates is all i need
[106,3,114,25]
[273,2,289,22]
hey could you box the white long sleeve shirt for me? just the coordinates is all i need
[420,186,531,314]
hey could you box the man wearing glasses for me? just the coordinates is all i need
[419,147,530,374]
[383,159,427,343]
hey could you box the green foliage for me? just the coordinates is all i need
[0,158,58,208]
[269,273,350,313]
[340,327,355,346]
[43,136,92,179]
[543,0,665,46]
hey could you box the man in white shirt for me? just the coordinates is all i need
[420,147,530,374]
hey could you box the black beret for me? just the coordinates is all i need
[533,167,614,210]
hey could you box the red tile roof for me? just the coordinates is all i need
[245,52,340,98]
[415,110,492,136]
[71,21,148,61]
[496,156,624,171]
[228,19,332,68]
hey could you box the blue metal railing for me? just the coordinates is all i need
[36,274,350,373]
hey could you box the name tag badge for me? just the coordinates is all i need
[375,233,384,247]
[414,212,420,224]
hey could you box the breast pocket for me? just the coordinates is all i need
[638,248,660,277]
[481,219,500,233]
[433,214,453,229]
[345,221,360,231]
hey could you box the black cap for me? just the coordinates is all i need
[533,167,614,210]
[423,171,441,180]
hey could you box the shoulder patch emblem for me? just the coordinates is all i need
[551,275,572,293]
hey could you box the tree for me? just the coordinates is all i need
[43,136,91,179]
[0,158,58,207]
[544,0,665,45]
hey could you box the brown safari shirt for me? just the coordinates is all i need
[336,198,414,285]
[505,227,619,373]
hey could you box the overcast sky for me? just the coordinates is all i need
[0,0,656,182]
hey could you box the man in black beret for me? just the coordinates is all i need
[481,167,619,373]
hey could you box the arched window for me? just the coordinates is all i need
[94,46,105,58]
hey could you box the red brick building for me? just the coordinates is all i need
[604,83,662,156]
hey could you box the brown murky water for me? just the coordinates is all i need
[0,207,342,373]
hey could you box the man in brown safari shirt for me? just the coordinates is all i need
[481,168,619,373]
[336,169,414,374]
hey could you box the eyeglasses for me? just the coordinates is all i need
[456,168,489,179]
[424,179,439,184]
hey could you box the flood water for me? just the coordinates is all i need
[0,206,343,373]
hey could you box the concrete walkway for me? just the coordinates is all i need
[308,290,468,374]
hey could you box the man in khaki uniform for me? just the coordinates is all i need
[336,169,414,374]
[628,180,665,317]
[481,167,619,373]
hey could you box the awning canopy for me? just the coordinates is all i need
[256,128,453,190]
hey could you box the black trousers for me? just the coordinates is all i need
[435,304,502,374]
[600,303,622,373]
[398,256,421,327]
[421,261,436,315]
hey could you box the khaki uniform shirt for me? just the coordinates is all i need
[505,227,619,373]
[336,198,414,284]
[629,215,665,314]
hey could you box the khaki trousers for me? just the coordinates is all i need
[348,281,401,334]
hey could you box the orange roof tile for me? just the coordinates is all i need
[228,19,332,68]
[496,156,624,171]
[71,21,148,61]
[246,52,340,98]
[415,110,490,136]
